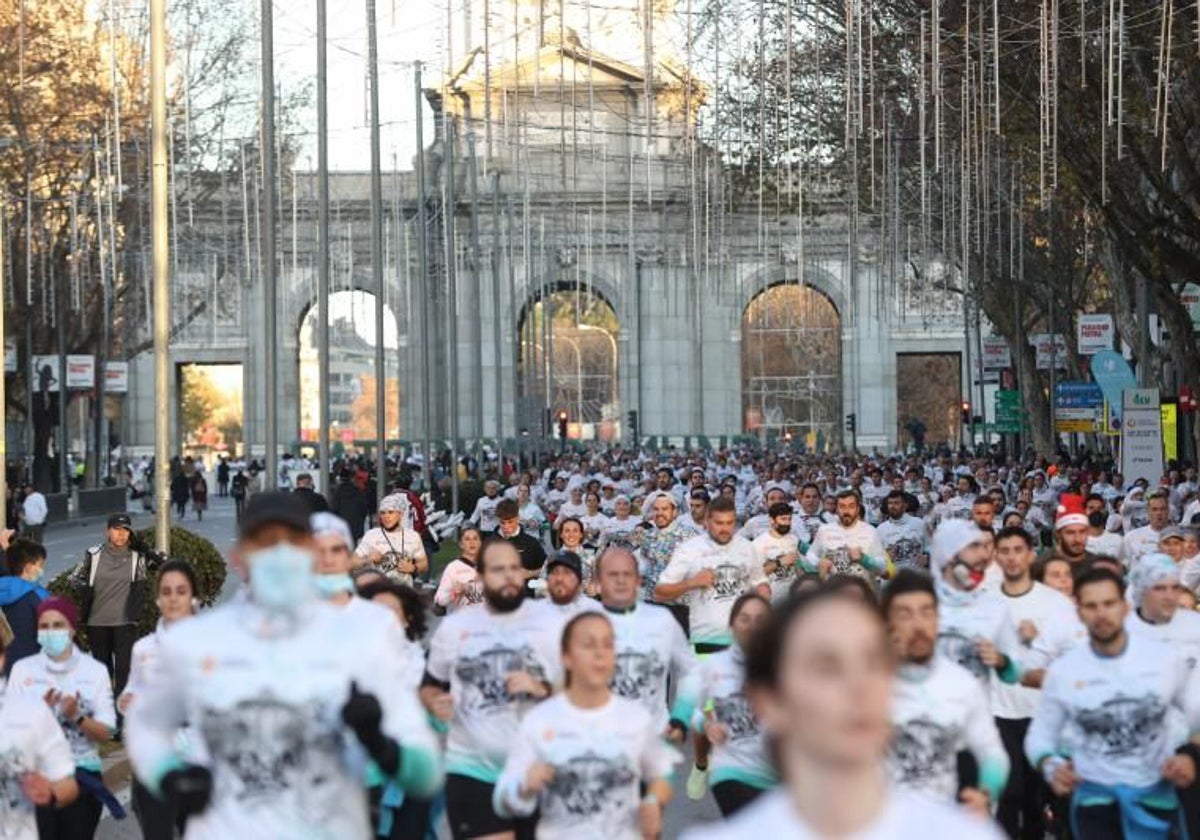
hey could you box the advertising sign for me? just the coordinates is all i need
[1076,313,1114,354]
[1162,403,1178,463]
[104,361,129,394]
[1181,283,1200,332]
[4,338,14,374]
[1032,333,1067,370]
[1090,351,1137,421]
[981,337,1011,370]
[30,356,60,393]
[1121,389,1164,488]
[66,355,95,389]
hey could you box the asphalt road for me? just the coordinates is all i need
[33,495,725,837]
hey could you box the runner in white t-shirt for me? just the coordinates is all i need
[681,588,1001,840]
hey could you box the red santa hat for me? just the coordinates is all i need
[1055,493,1088,530]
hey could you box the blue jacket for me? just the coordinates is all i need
[0,576,49,675]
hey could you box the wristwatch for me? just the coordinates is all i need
[74,714,86,728]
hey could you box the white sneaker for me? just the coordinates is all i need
[686,764,709,800]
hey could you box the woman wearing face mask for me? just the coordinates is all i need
[8,596,119,838]
[0,628,80,840]
[692,593,776,817]
[494,612,678,839]
[125,492,442,838]
[433,526,484,616]
[120,560,199,840]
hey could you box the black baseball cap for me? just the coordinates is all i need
[238,491,312,539]
[546,550,583,580]
[107,513,133,531]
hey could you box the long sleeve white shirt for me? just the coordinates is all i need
[656,533,767,646]
[0,689,76,840]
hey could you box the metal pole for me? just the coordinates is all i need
[1048,278,1058,447]
[367,0,386,502]
[151,0,170,552]
[466,132,484,451]
[0,212,7,528]
[260,0,278,490]
[445,120,460,513]
[491,172,503,474]
[316,0,331,487]
[414,64,433,492]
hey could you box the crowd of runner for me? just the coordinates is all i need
[3,443,1200,838]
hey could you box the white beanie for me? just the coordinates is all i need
[930,519,985,573]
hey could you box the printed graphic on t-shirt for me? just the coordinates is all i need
[1075,694,1167,758]
[712,694,758,741]
[824,547,872,581]
[200,695,344,813]
[887,537,923,569]
[796,515,824,543]
[0,746,33,837]
[890,717,957,789]
[545,751,636,823]
[454,644,548,711]
[457,578,484,607]
[764,550,796,583]
[712,563,749,600]
[612,649,666,702]
[936,630,988,680]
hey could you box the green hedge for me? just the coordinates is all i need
[48,526,227,643]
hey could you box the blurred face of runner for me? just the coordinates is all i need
[1160,536,1185,562]
[614,498,631,518]
[480,543,525,612]
[157,570,196,623]
[585,493,600,514]
[1140,581,1182,625]
[560,520,584,548]
[886,496,905,520]
[689,498,707,521]
[995,535,1034,583]
[753,599,893,772]
[547,564,582,605]
[730,597,770,650]
[1077,578,1128,646]
[313,532,353,575]
[886,590,938,664]
[772,513,793,536]
[379,509,402,531]
[651,496,676,529]
[459,529,482,561]
[836,496,859,527]
[765,489,786,509]
[1148,497,1170,530]
[597,550,640,608]
[562,614,615,693]
[707,508,737,545]
[799,486,821,514]
[1057,524,1089,560]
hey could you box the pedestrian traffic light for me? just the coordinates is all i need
[627,409,639,444]
[557,410,568,441]
[961,401,971,425]
[845,413,856,433]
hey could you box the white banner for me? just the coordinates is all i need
[30,355,60,393]
[1076,313,1114,355]
[4,338,14,374]
[1031,333,1067,370]
[1181,283,1200,332]
[104,361,129,394]
[981,337,1011,370]
[1121,388,1164,487]
[66,354,95,389]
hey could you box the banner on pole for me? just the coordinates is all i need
[1090,351,1137,421]
[1076,313,1114,355]
[66,355,95,389]
[981,337,1011,370]
[30,356,60,393]
[1161,403,1178,463]
[1031,333,1067,370]
[104,361,129,394]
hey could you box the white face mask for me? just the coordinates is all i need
[247,543,316,612]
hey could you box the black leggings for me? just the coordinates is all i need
[87,623,136,698]
[37,771,103,839]
[712,780,765,817]
[1071,801,1181,840]
[444,774,536,840]
[996,717,1045,840]
[133,778,186,840]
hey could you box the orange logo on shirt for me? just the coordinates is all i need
[542,728,556,741]
[201,656,217,674]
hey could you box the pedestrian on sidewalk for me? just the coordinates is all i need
[21,485,47,543]
[170,470,189,520]
[190,472,208,522]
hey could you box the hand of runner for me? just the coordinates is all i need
[42,689,60,710]
[1046,758,1079,797]
[847,546,863,562]
[818,558,834,578]
[20,772,52,806]
[521,762,555,798]
[762,559,778,577]
[639,798,664,839]
[58,692,79,721]
[957,787,989,817]
[1017,619,1039,644]
[505,671,546,699]
[974,639,1003,669]
[703,718,728,746]
[397,557,416,575]
[118,692,134,714]
[1163,754,1196,788]
[690,569,715,590]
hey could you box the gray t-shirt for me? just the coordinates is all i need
[88,545,134,626]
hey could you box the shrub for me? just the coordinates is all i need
[48,526,227,642]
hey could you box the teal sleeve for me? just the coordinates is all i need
[997,656,1022,685]
[395,744,444,799]
[979,756,1010,802]
[861,553,886,573]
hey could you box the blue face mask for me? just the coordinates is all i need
[247,543,316,612]
[314,573,354,598]
[38,629,72,658]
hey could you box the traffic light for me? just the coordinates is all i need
[845,413,856,433]
[627,409,640,444]
[961,401,971,425]
[557,410,568,440]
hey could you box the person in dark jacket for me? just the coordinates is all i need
[331,470,371,544]
[170,471,190,519]
[292,472,329,513]
[0,538,49,675]
[487,498,547,579]
[68,514,157,698]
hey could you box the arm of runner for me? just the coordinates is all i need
[1024,666,1069,777]
[653,548,704,603]
[125,636,193,796]
[493,715,547,819]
